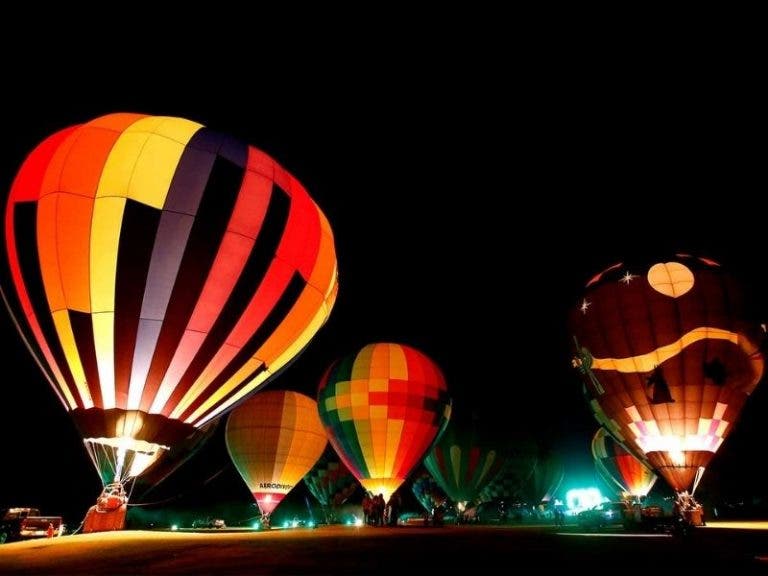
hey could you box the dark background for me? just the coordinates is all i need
[1,41,765,525]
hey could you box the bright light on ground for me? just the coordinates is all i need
[565,488,604,513]
[705,521,768,530]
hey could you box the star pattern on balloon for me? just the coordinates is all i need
[620,271,636,284]
[580,299,591,314]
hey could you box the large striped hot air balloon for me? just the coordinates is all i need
[317,343,452,502]
[3,113,337,493]
[569,255,764,495]
[591,427,657,499]
[226,390,327,522]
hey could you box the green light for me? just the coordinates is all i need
[171,524,178,531]
[565,487,604,513]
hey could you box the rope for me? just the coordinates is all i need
[126,466,228,507]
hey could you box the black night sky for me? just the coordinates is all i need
[1,48,766,525]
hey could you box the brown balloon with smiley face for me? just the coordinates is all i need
[569,255,764,494]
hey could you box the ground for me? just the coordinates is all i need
[0,524,766,575]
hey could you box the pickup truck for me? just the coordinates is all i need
[0,508,63,543]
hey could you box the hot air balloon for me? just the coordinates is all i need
[592,427,657,500]
[569,255,764,495]
[317,343,452,502]
[411,469,449,515]
[303,447,359,523]
[2,113,338,510]
[477,441,538,505]
[423,417,505,514]
[226,390,328,524]
[524,451,564,507]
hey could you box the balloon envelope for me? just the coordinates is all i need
[226,390,327,516]
[592,427,657,498]
[317,343,452,501]
[423,417,505,507]
[303,447,359,509]
[411,469,448,514]
[478,441,538,504]
[3,113,337,488]
[525,451,564,505]
[569,255,764,492]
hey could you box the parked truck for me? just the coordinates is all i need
[0,508,64,543]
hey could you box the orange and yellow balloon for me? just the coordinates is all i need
[317,343,452,501]
[225,390,328,518]
[3,113,337,490]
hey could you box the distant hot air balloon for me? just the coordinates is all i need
[569,255,764,495]
[317,343,452,502]
[524,451,564,506]
[226,390,328,523]
[478,441,538,505]
[2,113,338,502]
[303,446,359,522]
[591,427,657,499]
[423,417,505,512]
[411,469,449,514]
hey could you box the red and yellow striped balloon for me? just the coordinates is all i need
[3,113,337,487]
[317,343,452,501]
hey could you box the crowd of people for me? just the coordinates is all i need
[362,493,402,526]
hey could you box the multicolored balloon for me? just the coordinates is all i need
[423,418,505,508]
[592,427,657,498]
[411,469,448,513]
[477,441,538,504]
[3,113,337,489]
[317,343,452,501]
[570,255,764,493]
[303,447,359,509]
[226,390,327,519]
